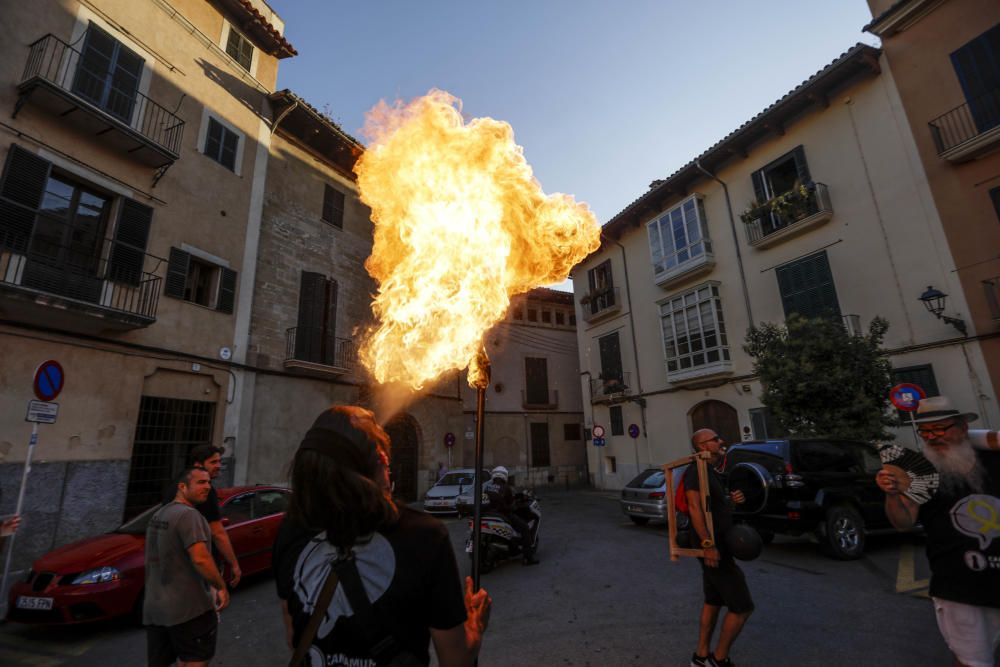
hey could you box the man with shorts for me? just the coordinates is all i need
[145,467,230,666]
[189,445,241,587]
[684,428,753,667]
[876,396,1000,667]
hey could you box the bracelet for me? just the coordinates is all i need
[700,539,715,549]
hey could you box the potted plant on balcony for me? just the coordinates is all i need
[770,181,815,222]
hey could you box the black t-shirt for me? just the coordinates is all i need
[273,506,467,666]
[918,451,1000,608]
[196,484,221,524]
[682,463,733,555]
[483,479,513,514]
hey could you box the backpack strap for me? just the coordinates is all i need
[288,560,342,667]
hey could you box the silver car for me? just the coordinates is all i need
[620,466,689,525]
[423,469,489,515]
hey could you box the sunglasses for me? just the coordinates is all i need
[917,421,959,439]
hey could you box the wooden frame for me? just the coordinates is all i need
[664,451,714,561]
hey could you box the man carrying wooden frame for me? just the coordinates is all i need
[664,429,754,667]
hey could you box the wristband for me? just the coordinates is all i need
[700,539,715,549]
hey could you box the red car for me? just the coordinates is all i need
[6,485,290,624]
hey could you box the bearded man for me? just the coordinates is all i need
[876,396,1000,667]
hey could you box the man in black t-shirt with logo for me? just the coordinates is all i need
[188,445,241,587]
[683,429,752,667]
[877,396,1000,667]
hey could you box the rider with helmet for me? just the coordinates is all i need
[483,466,539,565]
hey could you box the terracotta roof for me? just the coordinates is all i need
[269,90,365,177]
[271,89,364,148]
[221,0,297,57]
[599,43,881,243]
[862,0,912,32]
[521,287,575,304]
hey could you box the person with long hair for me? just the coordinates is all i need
[273,405,491,667]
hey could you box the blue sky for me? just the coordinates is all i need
[267,1,878,288]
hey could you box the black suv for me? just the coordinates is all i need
[723,439,889,560]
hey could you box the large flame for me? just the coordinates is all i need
[356,90,600,390]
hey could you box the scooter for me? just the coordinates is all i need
[464,490,541,573]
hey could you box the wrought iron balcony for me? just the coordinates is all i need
[590,372,631,402]
[0,231,162,331]
[15,34,185,168]
[285,327,355,374]
[744,182,833,248]
[521,389,559,410]
[581,287,621,323]
[929,88,1000,162]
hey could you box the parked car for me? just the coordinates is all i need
[6,485,290,624]
[424,469,490,515]
[452,469,499,516]
[723,439,890,559]
[621,465,689,526]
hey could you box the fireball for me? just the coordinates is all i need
[356,90,600,390]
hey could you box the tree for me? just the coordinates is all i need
[744,315,895,442]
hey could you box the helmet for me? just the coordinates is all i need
[491,466,509,482]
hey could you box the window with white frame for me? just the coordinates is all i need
[647,195,712,281]
[225,26,254,72]
[202,116,241,172]
[660,283,730,377]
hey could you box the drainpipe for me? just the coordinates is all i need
[695,161,754,327]
[608,236,650,473]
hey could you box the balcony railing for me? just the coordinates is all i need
[590,372,631,401]
[0,231,162,327]
[929,88,1000,161]
[285,328,356,372]
[521,389,559,410]
[744,182,833,247]
[581,287,621,323]
[17,34,185,165]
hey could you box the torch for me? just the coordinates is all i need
[470,348,491,590]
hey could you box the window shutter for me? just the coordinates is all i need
[221,128,239,171]
[751,169,767,202]
[0,145,51,252]
[322,185,345,227]
[296,271,327,362]
[206,118,223,161]
[165,247,190,299]
[72,26,117,106]
[777,252,840,320]
[108,198,152,285]
[217,267,237,313]
[791,145,812,184]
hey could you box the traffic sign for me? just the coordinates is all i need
[593,436,606,447]
[889,383,926,412]
[26,400,58,424]
[592,424,605,438]
[444,432,456,448]
[33,360,64,401]
[628,423,640,439]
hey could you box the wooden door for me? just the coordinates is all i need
[690,400,740,447]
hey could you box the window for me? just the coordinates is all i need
[892,364,940,421]
[598,332,624,389]
[569,313,576,326]
[647,195,712,281]
[660,283,730,377]
[512,306,524,321]
[586,260,615,314]
[204,117,240,171]
[564,423,581,440]
[165,247,237,313]
[605,456,616,474]
[752,146,811,202]
[524,357,550,406]
[527,308,538,322]
[72,24,144,124]
[555,311,565,326]
[793,441,860,474]
[776,251,841,320]
[950,25,1000,134]
[609,406,624,436]
[322,184,345,228]
[541,310,552,324]
[225,26,254,72]
[256,490,289,517]
[222,493,254,525]
[530,422,550,467]
[294,271,339,365]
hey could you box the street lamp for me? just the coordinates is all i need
[918,285,967,336]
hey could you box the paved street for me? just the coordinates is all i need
[0,489,949,666]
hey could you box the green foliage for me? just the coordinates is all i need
[744,315,895,442]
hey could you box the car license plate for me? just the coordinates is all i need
[16,596,53,610]
[628,505,643,513]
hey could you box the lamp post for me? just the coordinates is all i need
[918,286,967,336]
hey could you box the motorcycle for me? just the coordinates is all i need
[464,490,541,573]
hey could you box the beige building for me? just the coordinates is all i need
[864,0,1000,399]
[458,288,587,489]
[573,43,998,489]
[0,0,293,573]
[238,90,467,502]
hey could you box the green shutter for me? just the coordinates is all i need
[0,145,51,252]
[217,267,237,313]
[777,252,840,320]
[164,247,190,299]
[791,145,812,184]
[108,199,152,285]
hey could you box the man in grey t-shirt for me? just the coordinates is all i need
[145,467,230,667]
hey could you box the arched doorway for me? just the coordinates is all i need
[384,413,420,502]
[690,400,740,447]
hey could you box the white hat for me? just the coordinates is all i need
[911,396,978,425]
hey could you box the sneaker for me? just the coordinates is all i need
[690,654,711,667]
[708,656,734,667]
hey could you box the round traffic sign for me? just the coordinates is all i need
[628,423,640,439]
[592,424,605,438]
[444,432,456,448]
[33,360,65,401]
[889,383,925,412]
